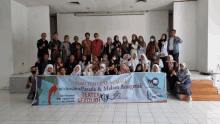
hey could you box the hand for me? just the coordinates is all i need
[37,60,40,63]
[175,37,179,41]
[160,52,163,55]
[130,42,133,45]
[39,46,43,49]
[111,60,114,63]
[42,44,45,47]
[28,82,32,87]
[161,41,164,45]
[129,58,132,61]
[116,44,118,47]
[176,81,181,84]
[138,44,141,47]
[64,47,68,50]
[51,40,53,42]
[172,70,176,75]
[126,44,129,47]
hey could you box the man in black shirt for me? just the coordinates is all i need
[39,53,53,75]
[37,33,49,61]
[65,55,77,75]
[49,32,61,56]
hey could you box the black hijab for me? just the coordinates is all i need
[135,64,143,72]
[158,34,167,51]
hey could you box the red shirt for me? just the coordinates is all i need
[92,39,103,57]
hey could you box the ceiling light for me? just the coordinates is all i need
[69,2,80,5]
[137,0,147,2]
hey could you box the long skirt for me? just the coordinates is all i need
[176,82,192,96]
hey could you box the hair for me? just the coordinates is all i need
[85,32,90,36]
[132,34,138,41]
[94,33,98,36]
[171,29,176,32]
[30,66,36,70]
[160,33,167,41]
[60,67,66,71]
[55,57,64,72]
[135,64,143,72]
[114,35,119,41]
[150,35,156,42]
[82,55,89,66]
[44,53,49,56]
[122,36,128,42]
[41,32,46,35]
[107,37,112,41]
[53,32,58,35]
[64,35,69,39]
[139,36,144,41]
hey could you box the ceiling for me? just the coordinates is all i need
[14,0,180,15]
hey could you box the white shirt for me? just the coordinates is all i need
[161,41,168,57]
[169,37,174,50]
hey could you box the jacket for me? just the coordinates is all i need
[167,36,183,54]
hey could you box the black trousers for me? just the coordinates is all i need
[160,56,167,72]
[86,55,91,62]
[168,51,179,64]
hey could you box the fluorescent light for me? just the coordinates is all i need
[75,12,144,16]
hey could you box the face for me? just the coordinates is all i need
[167,56,170,61]
[170,31,176,37]
[103,55,107,59]
[137,66,141,71]
[122,37,126,41]
[57,58,62,63]
[101,66,104,69]
[132,35,136,40]
[44,55,49,60]
[75,66,80,72]
[122,64,126,69]
[133,54,136,59]
[153,66,158,72]
[180,64,184,70]
[139,36,143,42]
[124,55,128,60]
[70,55,75,61]
[54,46,58,50]
[94,57,98,62]
[141,55,145,60]
[107,38,112,43]
[161,34,166,40]
[113,55,116,59]
[60,68,66,75]
[85,34,90,39]
[153,55,156,60]
[116,36,119,41]
[41,33,46,39]
[30,67,36,72]
[74,36,79,42]
[82,55,86,61]
[94,34,99,38]
[53,34,58,39]
[111,65,115,69]
[48,67,52,72]
[64,37,69,42]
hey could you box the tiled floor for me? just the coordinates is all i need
[0,90,220,124]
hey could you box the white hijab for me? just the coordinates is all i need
[71,65,81,76]
[166,55,176,62]
[121,54,131,65]
[97,64,106,76]
[83,64,94,76]
[44,64,54,76]
[131,53,139,72]
[141,54,150,72]
[152,64,160,72]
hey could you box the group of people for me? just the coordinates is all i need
[26,29,193,101]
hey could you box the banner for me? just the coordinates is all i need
[32,72,167,106]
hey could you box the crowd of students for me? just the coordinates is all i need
[26,29,192,101]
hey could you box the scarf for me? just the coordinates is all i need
[44,64,54,76]
[131,53,139,72]
[141,54,150,71]
[120,64,130,74]
[178,63,191,81]
[152,64,160,72]
[71,65,81,76]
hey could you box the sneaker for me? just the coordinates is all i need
[189,96,193,101]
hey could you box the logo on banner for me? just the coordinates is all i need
[148,78,159,86]
[100,93,109,103]
[100,91,127,103]
[147,90,163,101]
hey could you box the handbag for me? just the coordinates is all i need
[154,44,160,58]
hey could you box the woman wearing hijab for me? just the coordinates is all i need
[135,64,143,72]
[172,63,192,101]
[96,64,106,76]
[78,55,90,73]
[100,54,109,68]
[137,36,147,59]
[71,65,82,76]
[83,64,93,76]
[44,64,56,76]
[106,64,118,75]
[150,54,164,72]
[121,36,130,57]
[121,54,131,67]
[119,63,131,75]
[146,36,159,60]
[103,37,114,60]
[109,54,120,70]
[130,34,139,56]
[151,64,161,72]
[131,53,139,72]
[158,34,168,66]
[140,54,151,72]
[112,35,122,60]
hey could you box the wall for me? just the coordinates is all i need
[0,0,14,89]
[11,0,29,74]
[57,11,168,44]
[27,6,51,66]
[173,1,197,70]
[196,0,209,72]
[208,0,220,73]
[50,17,57,40]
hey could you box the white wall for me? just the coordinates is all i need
[0,0,14,89]
[11,0,29,74]
[208,0,220,73]
[27,6,50,66]
[196,0,209,72]
[173,1,197,70]
[57,11,168,44]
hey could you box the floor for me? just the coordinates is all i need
[0,90,220,124]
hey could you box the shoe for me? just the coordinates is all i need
[189,96,193,101]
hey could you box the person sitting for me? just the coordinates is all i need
[105,64,118,75]
[121,54,131,67]
[131,53,139,72]
[83,64,93,76]
[150,54,164,72]
[43,64,56,76]
[39,53,53,75]
[25,66,37,100]
[109,54,120,70]
[95,64,106,76]
[135,64,144,72]
[71,65,82,76]
[151,64,161,72]
[100,54,109,68]
[59,67,66,76]
[140,54,151,72]
[165,55,178,72]
[172,63,192,101]
[65,55,78,75]
[119,63,131,75]
[78,55,90,73]
[54,57,64,74]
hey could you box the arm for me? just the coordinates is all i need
[178,38,183,43]
[37,40,42,49]
[181,75,190,84]
[48,41,53,50]
[159,59,164,69]
[59,43,64,51]
[131,44,138,49]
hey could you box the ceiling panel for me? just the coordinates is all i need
[93,0,109,6]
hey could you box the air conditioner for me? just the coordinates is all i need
[74,12,144,16]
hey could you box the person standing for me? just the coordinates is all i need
[158,34,168,68]
[167,29,183,65]
[49,32,61,57]
[130,34,139,56]
[71,36,82,63]
[37,33,49,61]
[137,36,146,59]
[60,35,71,64]
[112,35,122,60]
[25,66,37,100]
[92,33,103,61]
[146,36,159,60]
[82,32,92,61]
[102,37,113,60]
[121,36,130,57]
